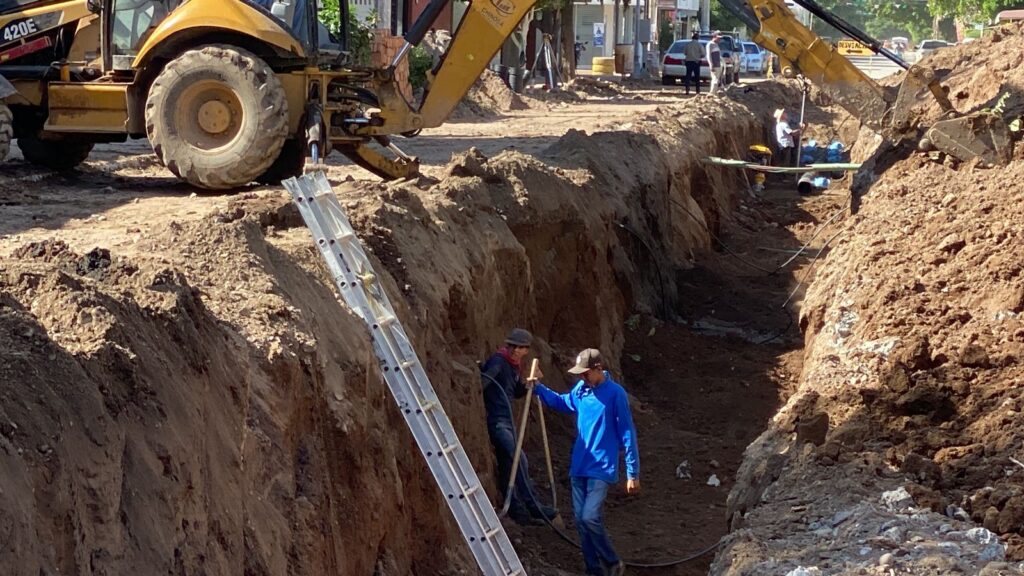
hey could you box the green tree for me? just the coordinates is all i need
[927,0,1018,21]
[320,1,376,65]
[812,0,872,32]
[658,17,675,52]
[864,0,932,43]
[710,0,745,32]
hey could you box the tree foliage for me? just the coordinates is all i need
[320,0,376,65]
[926,0,1017,20]
[710,1,745,32]
[864,0,932,42]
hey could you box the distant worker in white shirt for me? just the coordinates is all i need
[774,108,804,167]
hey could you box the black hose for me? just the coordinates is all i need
[667,196,778,275]
[615,221,672,317]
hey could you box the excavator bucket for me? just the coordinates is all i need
[338,138,421,180]
[925,112,1013,166]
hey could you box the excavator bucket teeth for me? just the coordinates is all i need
[340,143,420,180]
[925,112,1013,165]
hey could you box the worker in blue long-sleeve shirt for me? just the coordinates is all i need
[532,348,639,576]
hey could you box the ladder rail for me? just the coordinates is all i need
[283,173,526,576]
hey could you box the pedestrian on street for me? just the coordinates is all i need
[480,328,558,525]
[683,32,703,95]
[706,32,723,95]
[532,349,640,576]
[774,108,804,167]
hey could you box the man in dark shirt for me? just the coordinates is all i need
[683,32,704,95]
[481,328,557,524]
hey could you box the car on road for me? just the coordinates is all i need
[741,41,768,74]
[661,39,711,86]
[918,39,950,58]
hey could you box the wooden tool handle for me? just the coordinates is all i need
[527,358,540,382]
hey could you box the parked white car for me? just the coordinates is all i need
[661,39,711,86]
[741,41,768,74]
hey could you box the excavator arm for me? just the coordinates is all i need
[361,0,537,135]
[327,0,540,178]
[719,0,1011,164]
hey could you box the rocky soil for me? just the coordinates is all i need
[712,31,1024,576]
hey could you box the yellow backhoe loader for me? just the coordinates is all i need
[721,0,1012,165]
[0,0,536,188]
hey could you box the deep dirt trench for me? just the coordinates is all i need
[505,178,846,576]
[0,83,810,576]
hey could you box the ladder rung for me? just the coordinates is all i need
[485,527,501,539]
[443,444,459,454]
[400,360,416,369]
[463,484,479,496]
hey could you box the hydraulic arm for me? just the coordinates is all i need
[328,0,540,178]
[717,0,1011,164]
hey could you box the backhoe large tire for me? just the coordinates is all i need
[18,132,94,170]
[0,103,12,162]
[145,45,288,190]
[256,138,305,185]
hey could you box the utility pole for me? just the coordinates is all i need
[632,0,643,75]
[700,0,710,32]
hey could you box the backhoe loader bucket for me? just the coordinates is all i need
[925,112,1013,166]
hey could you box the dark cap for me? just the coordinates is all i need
[568,348,603,374]
[505,328,533,347]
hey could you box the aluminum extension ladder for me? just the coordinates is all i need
[282,173,526,576]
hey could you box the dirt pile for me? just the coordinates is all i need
[713,59,1024,576]
[0,91,784,574]
[564,76,626,97]
[452,69,535,119]
[912,22,1024,126]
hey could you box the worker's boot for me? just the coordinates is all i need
[607,560,626,576]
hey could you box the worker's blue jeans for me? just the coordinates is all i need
[571,477,620,575]
[488,422,545,519]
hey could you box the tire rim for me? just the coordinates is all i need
[175,80,244,151]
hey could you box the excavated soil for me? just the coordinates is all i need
[712,31,1024,576]
[0,82,809,575]
[910,22,1024,127]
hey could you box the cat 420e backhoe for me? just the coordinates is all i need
[0,0,535,188]
[720,0,1013,166]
